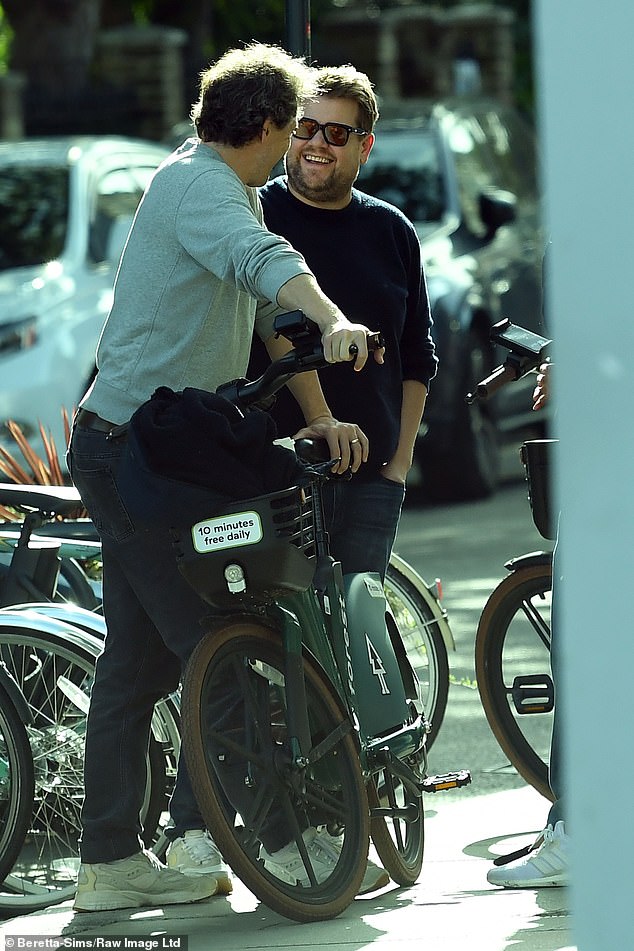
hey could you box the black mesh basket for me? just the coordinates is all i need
[173,483,316,608]
[519,439,558,540]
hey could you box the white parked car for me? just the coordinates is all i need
[0,136,170,461]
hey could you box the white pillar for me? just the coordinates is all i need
[534,2,634,948]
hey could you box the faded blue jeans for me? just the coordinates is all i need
[68,423,290,861]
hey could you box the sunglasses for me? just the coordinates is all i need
[293,116,368,148]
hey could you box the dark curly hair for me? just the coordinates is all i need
[192,43,316,147]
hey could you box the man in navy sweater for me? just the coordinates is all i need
[252,65,437,581]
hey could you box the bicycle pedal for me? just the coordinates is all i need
[512,673,554,714]
[422,769,472,793]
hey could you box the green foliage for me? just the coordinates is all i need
[0,6,13,75]
[131,1,153,26]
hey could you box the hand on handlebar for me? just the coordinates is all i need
[532,361,552,411]
[292,417,369,474]
[321,321,385,371]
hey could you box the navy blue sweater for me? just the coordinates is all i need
[249,177,438,480]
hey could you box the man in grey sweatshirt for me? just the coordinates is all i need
[69,42,384,913]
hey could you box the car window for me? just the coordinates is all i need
[449,108,538,237]
[448,115,500,238]
[480,109,538,199]
[356,127,446,228]
[0,164,69,271]
[88,164,155,265]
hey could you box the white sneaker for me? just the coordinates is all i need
[487,820,570,888]
[167,830,233,894]
[74,849,217,912]
[261,827,390,895]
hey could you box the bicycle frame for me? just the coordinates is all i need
[176,465,429,808]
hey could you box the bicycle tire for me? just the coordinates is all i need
[385,559,450,747]
[0,673,34,884]
[5,602,181,859]
[367,758,424,886]
[0,612,175,911]
[57,557,100,611]
[475,562,553,800]
[181,619,369,922]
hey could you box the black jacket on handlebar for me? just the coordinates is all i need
[114,386,308,534]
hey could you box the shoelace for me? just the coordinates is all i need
[141,848,164,870]
[182,832,219,862]
[309,831,343,863]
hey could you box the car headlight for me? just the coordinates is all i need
[0,317,38,355]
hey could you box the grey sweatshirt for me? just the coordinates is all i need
[82,139,311,423]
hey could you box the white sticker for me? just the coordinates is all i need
[364,575,385,598]
[191,511,263,553]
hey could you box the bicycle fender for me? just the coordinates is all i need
[343,572,410,740]
[504,550,552,573]
[390,553,455,651]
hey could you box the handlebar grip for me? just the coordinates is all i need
[349,331,385,357]
[466,363,518,403]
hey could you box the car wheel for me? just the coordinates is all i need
[423,330,500,502]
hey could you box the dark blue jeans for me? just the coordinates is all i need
[321,475,406,583]
[68,424,292,861]
[69,427,405,861]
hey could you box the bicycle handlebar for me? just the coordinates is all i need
[217,311,384,412]
[466,318,551,404]
[465,357,535,404]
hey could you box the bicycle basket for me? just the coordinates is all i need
[173,483,316,607]
[519,439,558,540]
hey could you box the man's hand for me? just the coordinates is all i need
[380,459,408,486]
[532,361,552,411]
[321,320,385,371]
[293,416,369,474]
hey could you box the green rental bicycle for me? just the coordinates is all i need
[174,312,469,922]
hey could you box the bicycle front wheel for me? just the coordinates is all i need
[475,561,553,799]
[368,755,424,886]
[0,675,34,884]
[182,620,369,923]
[385,559,450,747]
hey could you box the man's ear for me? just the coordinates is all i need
[360,132,375,165]
[261,119,272,140]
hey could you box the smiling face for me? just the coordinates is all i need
[285,96,374,209]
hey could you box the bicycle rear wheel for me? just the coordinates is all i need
[0,674,34,884]
[475,561,553,799]
[385,558,450,747]
[181,619,369,922]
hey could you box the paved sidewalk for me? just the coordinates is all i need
[0,786,575,951]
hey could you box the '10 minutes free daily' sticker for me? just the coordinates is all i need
[192,511,263,553]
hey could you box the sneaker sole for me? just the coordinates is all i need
[74,881,217,912]
[488,874,568,889]
[358,869,391,895]
[173,869,233,895]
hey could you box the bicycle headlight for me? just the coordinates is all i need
[224,563,246,594]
